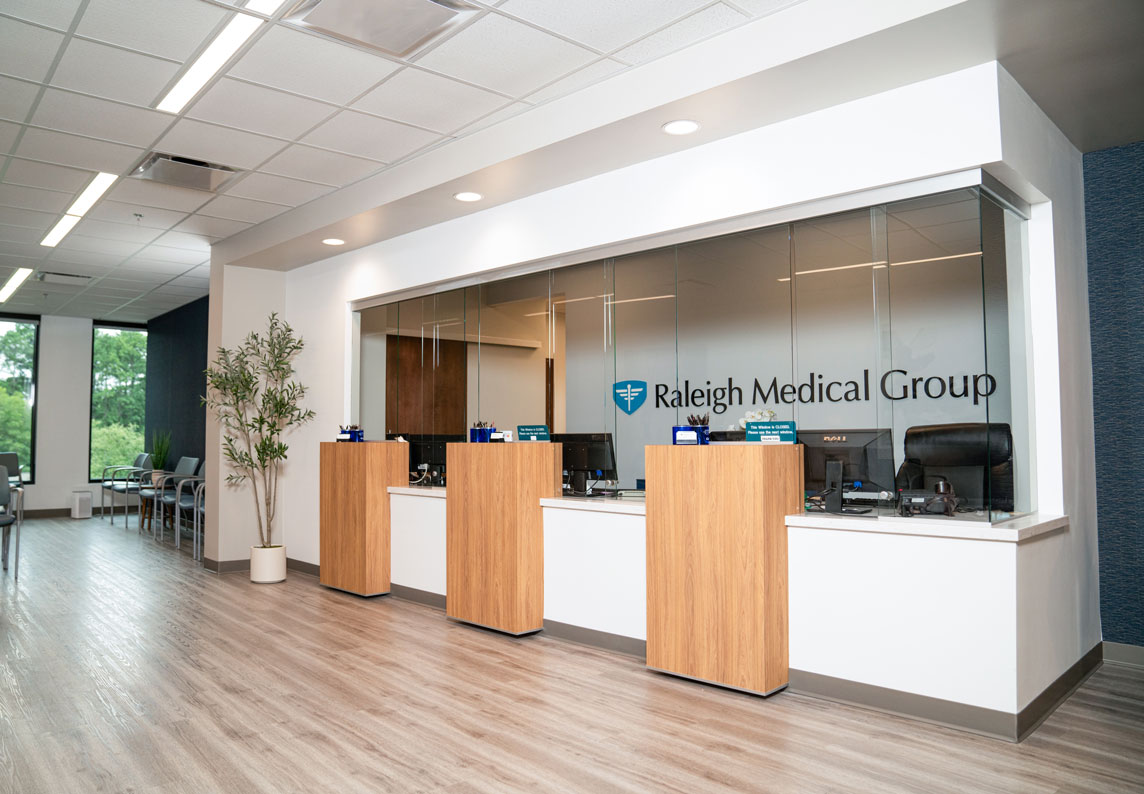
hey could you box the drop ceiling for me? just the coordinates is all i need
[0,0,1141,320]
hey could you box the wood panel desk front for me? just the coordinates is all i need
[319,441,408,596]
[645,443,804,695]
[446,442,562,635]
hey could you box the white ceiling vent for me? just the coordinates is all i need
[284,0,479,57]
[132,153,239,193]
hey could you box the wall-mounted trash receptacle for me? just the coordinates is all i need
[71,490,92,519]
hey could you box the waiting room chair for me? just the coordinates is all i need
[894,422,1014,512]
[153,457,201,549]
[0,464,24,581]
[100,453,151,525]
[193,479,206,562]
[0,452,24,524]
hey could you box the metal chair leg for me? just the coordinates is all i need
[12,514,18,581]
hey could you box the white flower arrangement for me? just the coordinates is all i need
[728,408,777,430]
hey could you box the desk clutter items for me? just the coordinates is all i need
[336,424,364,442]
[470,420,509,443]
[673,413,710,445]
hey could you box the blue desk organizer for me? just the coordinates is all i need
[672,425,710,445]
[470,427,496,443]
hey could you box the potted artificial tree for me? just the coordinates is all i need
[204,313,314,583]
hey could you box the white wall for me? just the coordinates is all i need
[204,263,286,562]
[23,315,94,511]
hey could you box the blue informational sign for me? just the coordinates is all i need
[745,421,797,443]
[517,424,551,442]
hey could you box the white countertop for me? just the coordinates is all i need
[539,496,647,516]
[388,485,447,499]
[785,511,1067,543]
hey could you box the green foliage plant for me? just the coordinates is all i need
[150,429,172,471]
[204,314,314,549]
[90,422,144,479]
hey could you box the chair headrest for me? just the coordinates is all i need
[174,456,201,475]
[903,423,1012,466]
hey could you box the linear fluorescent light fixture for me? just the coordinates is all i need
[0,268,34,303]
[66,172,118,217]
[40,214,82,247]
[156,5,277,113]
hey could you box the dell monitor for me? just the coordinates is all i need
[551,433,618,496]
[798,428,895,505]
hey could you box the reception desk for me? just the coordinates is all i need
[645,444,804,696]
[445,442,562,635]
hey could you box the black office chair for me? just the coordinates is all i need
[895,423,1014,512]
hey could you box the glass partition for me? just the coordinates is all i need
[357,186,1031,521]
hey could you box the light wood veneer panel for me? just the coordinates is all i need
[645,444,804,695]
[319,441,408,595]
[446,442,562,635]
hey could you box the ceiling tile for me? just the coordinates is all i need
[259,144,381,187]
[453,102,530,136]
[498,0,708,52]
[0,75,38,123]
[415,14,596,96]
[106,179,213,213]
[0,121,19,154]
[736,0,807,16]
[86,200,189,230]
[170,274,210,288]
[56,234,142,257]
[197,194,289,224]
[303,110,439,163]
[2,158,92,193]
[155,284,207,298]
[75,0,229,61]
[0,0,84,30]
[0,183,73,214]
[187,78,335,140]
[156,118,285,170]
[0,224,44,245]
[121,259,197,276]
[0,239,49,259]
[0,17,65,82]
[51,38,181,107]
[523,58,626,104]
[133,244,209,265]
[228,25,401,105]
[0,205,59,231]
[613,4,749,65]
[173,214,251,238]
[223,173,332,206]
[38,261,112,278]
[47,247,124,267]
[72,218,164,245]
[353,68,508,134]
[31,88,173,148]
[150,230,213,251]
[15,128,144,173]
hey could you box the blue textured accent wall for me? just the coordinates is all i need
[145,297,208,471]
[1084,140,1144,647]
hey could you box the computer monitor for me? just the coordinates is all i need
[386,433,465,485]
[798,428,895,498]
[551,433,618,495]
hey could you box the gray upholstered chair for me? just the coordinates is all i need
[101,453,152,525]
[0,464,24,580]
[153,457,201,548]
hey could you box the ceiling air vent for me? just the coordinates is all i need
[132,153,239,193]
[285,0,479,57]
[37,272,92,286]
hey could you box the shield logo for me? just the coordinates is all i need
[613,380,648,415]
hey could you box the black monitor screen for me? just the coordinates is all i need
[551,433,618,481]
[798,428,894,494]
[385,433,464,473]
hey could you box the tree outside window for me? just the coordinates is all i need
[0,318,37,481]
[89,326,147,479]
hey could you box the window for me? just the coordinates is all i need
[89,324,147,480]
[0,316,39,483]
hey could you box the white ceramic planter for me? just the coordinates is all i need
[250,544,286,583]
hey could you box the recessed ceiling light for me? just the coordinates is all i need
[322,238,345,246]
[156,10,267,113]
[662,119,700,136]
[454,192,482,202]
[40,214,82,247]
[0,268,34,303]
[66,172,118,217]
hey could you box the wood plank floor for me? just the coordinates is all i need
[1,516,1142,794]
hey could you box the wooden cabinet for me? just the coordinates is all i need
[319,441,408,596]
[445,443,562,635]
[645,444,804,695]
